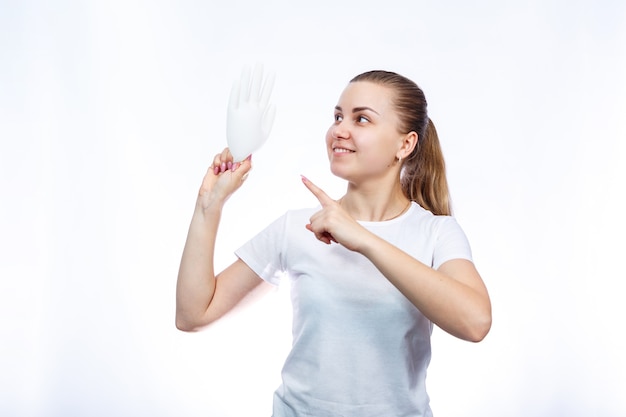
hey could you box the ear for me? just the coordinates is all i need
[397,131,418,160]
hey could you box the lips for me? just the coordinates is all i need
[332,146,355,153]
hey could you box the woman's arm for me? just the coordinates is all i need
[358,235,491,342]
[175,150,272,332]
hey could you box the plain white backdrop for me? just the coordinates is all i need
[1,1,625,416]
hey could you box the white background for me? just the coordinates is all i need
[1,1,625,416]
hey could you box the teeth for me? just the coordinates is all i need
[334,148,354,153]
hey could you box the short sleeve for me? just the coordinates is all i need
[235,213,288,286]
[432,216,473,269]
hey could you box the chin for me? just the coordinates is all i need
[329,164,352,182]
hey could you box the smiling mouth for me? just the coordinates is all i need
[333,147,355,153]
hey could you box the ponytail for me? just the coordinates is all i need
[401,118,451,216]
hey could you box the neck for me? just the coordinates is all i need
[341,180,410,222]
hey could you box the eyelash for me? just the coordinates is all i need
[334,114,369,123]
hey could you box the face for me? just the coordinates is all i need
[326,81,409,182]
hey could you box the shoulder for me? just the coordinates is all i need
[260,206,320,235]
[285,206,320,219]
[403,203,469,245]
[404,202,459,229]
[278,206,322,226]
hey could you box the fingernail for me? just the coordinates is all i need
[246,154,252,161]
[300,175,309,183]
[227,161,233,170]
[220,162,226,172]
[232,162,240,171]
[213,166,219,175]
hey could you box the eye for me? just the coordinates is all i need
[356,115,370,123]
[334,113,343,122]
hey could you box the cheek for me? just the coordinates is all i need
[362,135,396,166]
[325,128,333,150]
[325,125,334,141]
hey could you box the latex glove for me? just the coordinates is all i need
[226,64,276,162]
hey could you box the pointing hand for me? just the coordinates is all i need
[301,176,366,251]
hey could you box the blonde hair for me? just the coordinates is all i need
[350,71,451,216]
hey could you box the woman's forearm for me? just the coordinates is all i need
[175,153,253,331]
[175,200,223,331]
[358,232,492,342]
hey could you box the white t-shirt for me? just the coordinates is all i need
[235,202,473,417]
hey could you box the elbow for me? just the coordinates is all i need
[464,292,493,342]
[175,318,198,332]
[467,322,491,343]
[175,307,219,332]
[466,310,492,343]
[440,310,492,342]
[175,312,208,332]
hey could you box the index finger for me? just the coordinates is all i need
[301,175,334,206]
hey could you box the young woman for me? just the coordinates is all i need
[176,70,492,417]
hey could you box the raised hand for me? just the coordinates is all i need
[301,176,367,251]
[198,148,252,209]
[227,64,276,162]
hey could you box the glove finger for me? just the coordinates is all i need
[260,70,275,109]
[262,103,276,138]
[228,78,240,109]
[250,63,263,102]
[239,65,252,103]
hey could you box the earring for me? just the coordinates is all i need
[397,155,402,163]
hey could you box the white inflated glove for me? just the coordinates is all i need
[226,65,276,162]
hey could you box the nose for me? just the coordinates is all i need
[330,120,350,139]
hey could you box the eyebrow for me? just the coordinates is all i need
[335,105,380,115]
